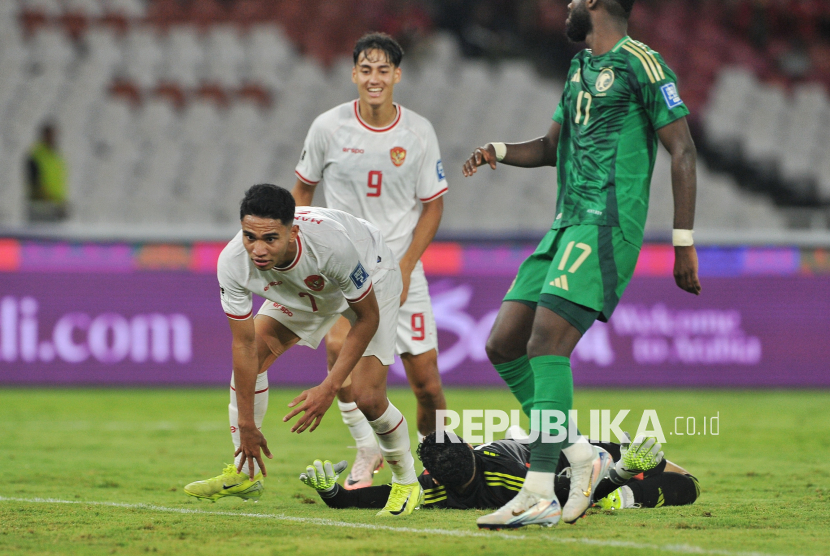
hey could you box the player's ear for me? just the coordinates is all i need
[351,65,358,84]
[393,66,402,85]
[290,224,299,239]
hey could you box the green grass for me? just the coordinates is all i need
[1,388,828,556]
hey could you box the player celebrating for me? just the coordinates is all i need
[299,433,700,511]
[183,184,423,516]
[293,32,448,489]
[462,0,701,529]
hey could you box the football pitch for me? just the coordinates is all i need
[1,387,828,556]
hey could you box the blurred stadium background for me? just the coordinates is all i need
[0,0,828,390]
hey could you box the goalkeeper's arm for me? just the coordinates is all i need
[317,483,392,509]
[299,459,391,509]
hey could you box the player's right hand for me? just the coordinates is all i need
[235,424,273,479]
[299,459,348,492]
[673,245,701,295]
[462,144,498,177]
[620,434,664,473]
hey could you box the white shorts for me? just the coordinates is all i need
[256,267,402,366]
[396,260,438,356]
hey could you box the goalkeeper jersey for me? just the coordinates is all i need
[552,36,690,246]
[420,440,531,510]
[316,440,681,510]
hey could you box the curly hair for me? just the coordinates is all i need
[416,432,475,491]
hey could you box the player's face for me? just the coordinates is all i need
[240,215,298,271]
[352,50,402,108]
[566,0,592,42]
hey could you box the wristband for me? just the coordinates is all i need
[491,142,507,162]
[672,229,694,247]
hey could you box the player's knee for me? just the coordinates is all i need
[526,324,578,359]
[412,378,444,409]
[485,333,524,365]
[352,389,387,419]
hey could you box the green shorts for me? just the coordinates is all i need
[504,225,641,333]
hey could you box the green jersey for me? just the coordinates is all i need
[551,36,689,246]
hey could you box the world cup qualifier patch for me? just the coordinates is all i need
[350,262,370,289]
[660,83,684,109]
[436,159,445,181]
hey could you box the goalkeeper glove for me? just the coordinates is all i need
[618,433,664,476]
[605,432,664,485]
[299,459,348,498]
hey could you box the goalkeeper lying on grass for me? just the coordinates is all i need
[300,432,699,511]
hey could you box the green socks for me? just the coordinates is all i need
[528,355,573,473]
[494,356,535,417]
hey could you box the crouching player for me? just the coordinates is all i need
[300,433,699,512]
[184,184,422,516]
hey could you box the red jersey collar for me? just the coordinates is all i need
[274,233,302,272]
[353,100,402,132]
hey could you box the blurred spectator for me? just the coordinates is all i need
[26,123,68,222]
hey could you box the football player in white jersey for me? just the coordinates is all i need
[293,33,448,489]
[184,184,423,517]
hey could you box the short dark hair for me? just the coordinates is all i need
[604,0,635,18]
[353,32,404,67]
[239,184,295,226]
[417,432,475,491]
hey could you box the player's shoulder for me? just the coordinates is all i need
[397,104,440,147]
[474,439,530,465]
[294,207,349,233]
[617,38,674,83]
[217,231,247,276]
[309,102,354,133]
[399,105,437,134]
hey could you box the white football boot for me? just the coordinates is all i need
[477,488,562,530]
[561,445,613,523]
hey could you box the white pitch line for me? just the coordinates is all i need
[0,496,802,556]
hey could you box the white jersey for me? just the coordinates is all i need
[218,207,397,320]
[295,100,447,261]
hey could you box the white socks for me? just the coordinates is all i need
[562,435,594,464]
[368,402,417,484]
[524,471,555,499]
[338,401,380,451]
[524,437,593,500]
[229,372,269,476]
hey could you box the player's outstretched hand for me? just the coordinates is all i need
[283,382,337,433]
[673,245,701,295]
[620,434,664,473]
[462,144,498,177]
[299,459,348,493]
[235,425,273,479]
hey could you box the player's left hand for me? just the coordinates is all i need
[673,245,701,295]
[283,382,337,433]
